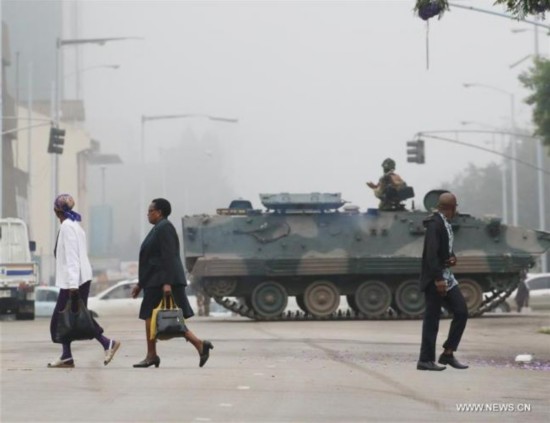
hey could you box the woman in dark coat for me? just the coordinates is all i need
[131,198,213,368]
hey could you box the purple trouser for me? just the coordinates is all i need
[50,281,104,344]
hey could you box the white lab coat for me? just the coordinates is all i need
[54,219,93,289]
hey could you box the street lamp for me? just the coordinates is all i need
[64,64,120,99]
[463,82,519,226]
[64,64,120,78]
[139,113,239,240]
[54,37,141,195]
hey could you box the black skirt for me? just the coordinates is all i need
[139,285,195,320]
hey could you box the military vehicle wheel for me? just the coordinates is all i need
[296,295,308,313]
[395,279,425,317]
[458,278,483,312]
[354,281,392,317]
[303,280,340,318]
[251,281,288,318]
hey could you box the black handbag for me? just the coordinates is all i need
[54,293,97,343]
[155,294,188,341]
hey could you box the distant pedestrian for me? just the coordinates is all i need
[48,194,121,368]
[515,279,529,312]
[417,192,469,371]
[131,198,213,368]
[195,281,211,317]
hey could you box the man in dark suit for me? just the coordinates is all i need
[417,192,469,371]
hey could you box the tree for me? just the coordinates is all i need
[519,58,550,153]
[493,0,550,18]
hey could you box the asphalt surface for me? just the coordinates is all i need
[1,312,549,423]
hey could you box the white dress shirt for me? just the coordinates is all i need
[54,219,93,289]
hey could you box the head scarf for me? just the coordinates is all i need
[54,194,82,222]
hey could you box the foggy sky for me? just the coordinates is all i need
[65,0,549,247]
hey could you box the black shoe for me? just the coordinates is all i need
[417,360,446,371]
[438,353,469,369]
[199,340,214,368]
[133,356,160,368]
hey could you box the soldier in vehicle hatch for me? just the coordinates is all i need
[366,158,409,210]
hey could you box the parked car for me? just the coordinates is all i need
[87,279,231,318]
[88,279,141,318]
[523,272,550,311]
[34,286,60,317]
[490,273,550,313]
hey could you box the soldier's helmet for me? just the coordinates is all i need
[382,158,396,172]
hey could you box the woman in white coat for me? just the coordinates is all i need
[48,194,121,368]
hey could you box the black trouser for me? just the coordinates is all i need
[419,282,468,362]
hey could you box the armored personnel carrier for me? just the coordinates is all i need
[181,190,550,320]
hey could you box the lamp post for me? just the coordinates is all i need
[463,83,519,226]
[50,36,142,282]
[511,24,547,272]
[54,37,140,196]
[139,113,239,240]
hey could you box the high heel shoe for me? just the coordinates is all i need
[133,356,160,368]
[199,340,214,368]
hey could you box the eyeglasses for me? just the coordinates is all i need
[147,208,159,215]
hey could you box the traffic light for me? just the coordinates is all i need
[48,127,65,154]
[406,139,425,164]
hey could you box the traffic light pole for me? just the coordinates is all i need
[414,131,549,174]
[0,121,51,136]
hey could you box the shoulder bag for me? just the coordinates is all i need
[55,293,96,343]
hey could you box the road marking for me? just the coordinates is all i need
[219,403,233,407]
[237,385,250,390]
[253,372,264,376]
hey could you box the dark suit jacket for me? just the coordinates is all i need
[138,218,187,289]
[419,212,456,292]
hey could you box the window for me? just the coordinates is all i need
[36,289,58,302]
[36,290,47,302]
[104,284,132,300]
[46,291,58,302]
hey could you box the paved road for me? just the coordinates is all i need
[1,313,549,422]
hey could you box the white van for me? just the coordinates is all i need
[0,218,38,319]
